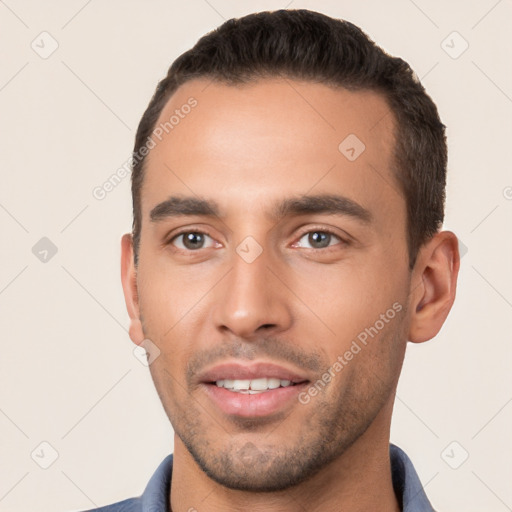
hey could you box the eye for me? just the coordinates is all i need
[171,231,216,250]
[295,230,343,249]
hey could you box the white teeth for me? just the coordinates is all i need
[267,378,281,389]
[250,378,268,390]
[232,379,251,391]
[215,378,296,392]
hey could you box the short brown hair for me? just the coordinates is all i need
[131,9,447,268]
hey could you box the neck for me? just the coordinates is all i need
[169,407,400,512]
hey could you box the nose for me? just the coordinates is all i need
[212,246,293,339]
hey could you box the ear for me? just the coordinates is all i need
[408,231,460,343]
[121,233,145,345]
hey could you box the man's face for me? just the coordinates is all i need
[132,79,412,491]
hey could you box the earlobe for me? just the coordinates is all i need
[121,233,145,345]
[408,231,460,343]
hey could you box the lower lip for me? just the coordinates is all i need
[202,383,308,418]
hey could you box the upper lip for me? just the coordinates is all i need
[197,362,310,384]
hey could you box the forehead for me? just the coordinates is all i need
[142,78,403,225]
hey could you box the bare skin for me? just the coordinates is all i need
[121,78,459,512]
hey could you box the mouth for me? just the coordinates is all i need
[198,362,310,418]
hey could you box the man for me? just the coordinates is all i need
[86,9,459,512]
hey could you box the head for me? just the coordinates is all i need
[121,9,459,492]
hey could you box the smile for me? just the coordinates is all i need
[198,362,310,418]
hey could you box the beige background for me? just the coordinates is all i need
[0,1,511,511]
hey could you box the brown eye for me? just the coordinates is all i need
[172,232,214,250]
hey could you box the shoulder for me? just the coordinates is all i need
[77,496,141,511]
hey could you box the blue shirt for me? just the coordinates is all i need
[81,444,435,511]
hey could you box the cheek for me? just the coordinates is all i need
[136,256,220,370]
[287,256,407,342]
[146,355,187,426]
[136,249,219,329]
[329,298,408,393]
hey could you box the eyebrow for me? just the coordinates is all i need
[149,194,372,224]
[270,194,372,224]
[150,196,220,221]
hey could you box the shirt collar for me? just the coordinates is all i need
[390,444,436,511]
[140,454,173,512]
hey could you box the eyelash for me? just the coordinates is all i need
[167,227,349,252]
